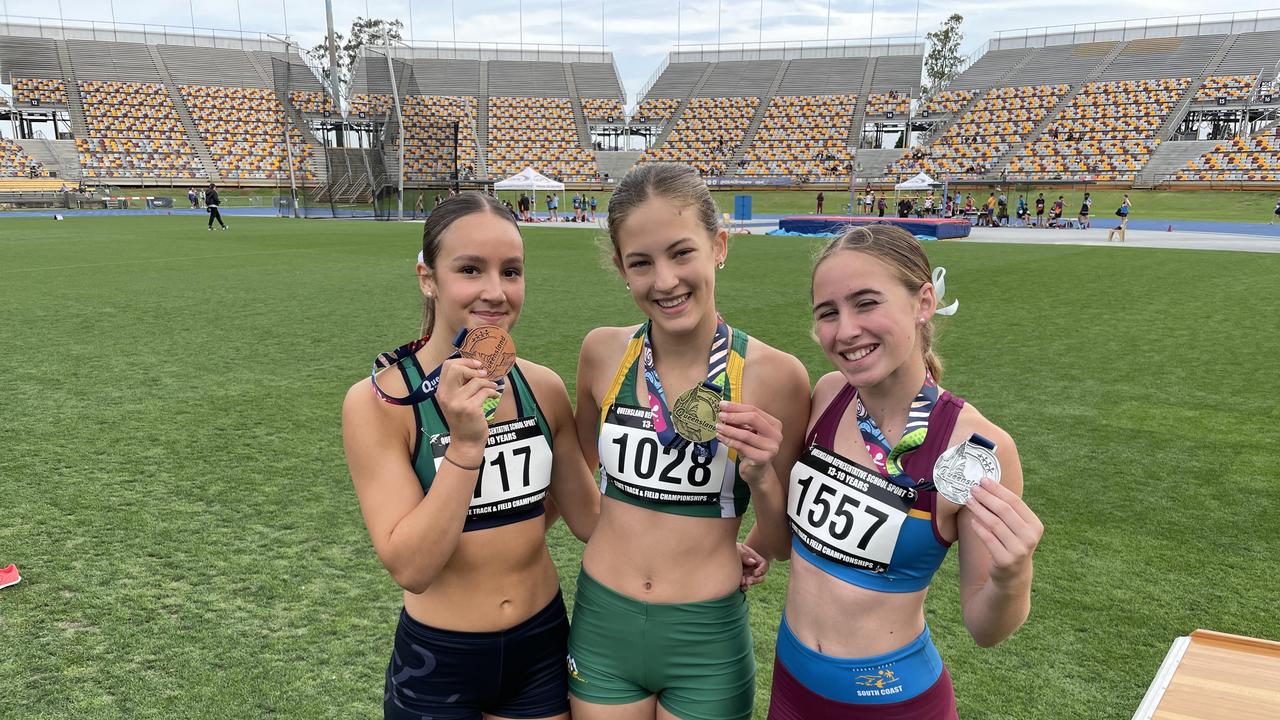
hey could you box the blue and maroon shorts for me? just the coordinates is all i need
[767,615,958,719]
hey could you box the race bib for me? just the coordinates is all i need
[599,404,729,504]
[430,416,552,518]
[788,445,916,573]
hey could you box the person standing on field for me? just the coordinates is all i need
[816,191,825,214]
[205,183,227,231]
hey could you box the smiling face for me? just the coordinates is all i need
[613,195,727,335]
[419,209,525,336]
[811,250,935,389]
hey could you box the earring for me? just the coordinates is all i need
[717,260,726,270]
[625,284,631,290]
[918,317,926,324]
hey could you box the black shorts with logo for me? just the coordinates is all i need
[384,592,569,719]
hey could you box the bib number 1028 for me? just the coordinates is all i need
[610,435,714,487]
[793,474,888,550]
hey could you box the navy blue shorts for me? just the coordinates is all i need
[384,592,570,720]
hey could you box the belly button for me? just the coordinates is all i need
[500,599,513,610]
[643,581,653,591]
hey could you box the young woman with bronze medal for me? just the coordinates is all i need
[343,193,600,720]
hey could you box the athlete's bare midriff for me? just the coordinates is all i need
[582,497,743,604]
[403,517,561,632]
[785,551,929,657]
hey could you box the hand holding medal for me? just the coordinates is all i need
[941,434,1044,585]
[434,356,502,454]
[715,400,784,486]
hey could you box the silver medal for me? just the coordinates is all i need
[932,437,1001,505]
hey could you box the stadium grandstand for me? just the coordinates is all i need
[3,8,1280,202]
[632,41,923,182]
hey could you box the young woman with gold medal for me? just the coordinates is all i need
[568,163,812,720]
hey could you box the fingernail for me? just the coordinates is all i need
[719,400,729,408]
[980,478,994,487]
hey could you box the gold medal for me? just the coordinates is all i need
[671,384,721,443]
[458,325,517,380]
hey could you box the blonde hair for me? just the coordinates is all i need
[812,225,944,380]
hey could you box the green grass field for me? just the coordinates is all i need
[1,216,1277,719]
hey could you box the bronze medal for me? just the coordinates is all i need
[671,384,721,443]
[458,325,517,380]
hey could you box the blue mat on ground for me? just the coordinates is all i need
[779,215,971,239]
[766,228,941,242]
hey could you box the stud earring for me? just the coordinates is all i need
[625,283,631,290]
[717,260,726,270]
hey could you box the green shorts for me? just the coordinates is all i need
[567,567,755,720]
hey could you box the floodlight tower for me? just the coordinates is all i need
[324,0,342,114]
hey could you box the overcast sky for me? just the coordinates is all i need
[6,0,1278,101]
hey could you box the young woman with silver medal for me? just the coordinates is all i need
[342,193,600,720]
[753,225,1044,718]
[568,162,812,720]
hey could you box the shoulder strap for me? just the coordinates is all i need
[725,326,748,403]
[807,383,857,447]
[900,391,966,481]
[598,328,645,429]
[510,364,553,444]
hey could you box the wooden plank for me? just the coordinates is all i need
[1141,630,1280,720]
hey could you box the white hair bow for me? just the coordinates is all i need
[933,267,959,316]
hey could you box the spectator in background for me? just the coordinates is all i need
[517,193,530,221]
[897,196,913,218]
[1079,192,1092,229]
[996,192,1009,227]
[1035,193,1046,228]
[1051,195,1065,227]
[1271,194,1279,224]
[815,191,825,214]
[588,195,598,222]
[414,193,425,219]
[1108,195,1131,242]
[188,187,200,208]
[1017,195,1029,226]
[204,183,227,231]
[877,195,887,217]
[572,194,583,222]
[865,191,875,215]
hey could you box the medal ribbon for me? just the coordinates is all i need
[642,317,730,457]
[371,327,506,422]
[854,374,939,488]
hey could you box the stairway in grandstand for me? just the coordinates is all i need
[476,62,490,178]
[563,65,593,150]
[53,41,88,139]
[245,51,328,185]
[147,45,218,181]
[1151,35,1240,145]
[1133,140,1219,186]
[916,48,1038,148]
[986,40,1130,177]
[595,150,642,180]
[851,148,904,181]
[650,63,718,150]
[15,139,79,180]
[848,61,878,148]
[727,61,790,173]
